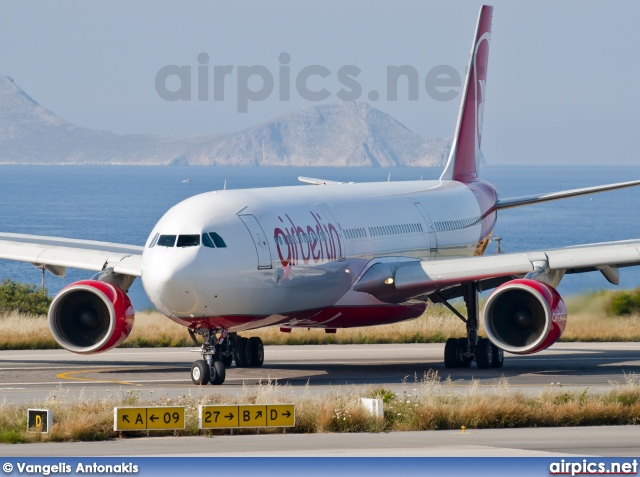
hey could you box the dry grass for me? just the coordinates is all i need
[125,312,192,348]
[0,310,58,350]
[562,292,640,342]
[1,373,639,443]
[1,290,640,350]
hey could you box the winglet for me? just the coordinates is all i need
[440,5,493,183]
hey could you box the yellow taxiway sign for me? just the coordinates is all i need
[266,404,295,427]
[114,406,185,431]
[199,404,295,429]
[200,405,240,429]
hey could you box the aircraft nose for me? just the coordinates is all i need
[143,252,200,315]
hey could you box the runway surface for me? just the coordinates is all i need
[1,343,639,457]
[0,342,638,403]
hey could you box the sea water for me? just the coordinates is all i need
[0,165,638,310]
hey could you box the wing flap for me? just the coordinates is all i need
[0,241,46,263]
[35,248,128,271]
[113,255,143,277]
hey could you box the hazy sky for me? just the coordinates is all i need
[1,0,639,165]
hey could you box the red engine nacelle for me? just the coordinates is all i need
[48,280,135,354]
[483,279,567,355]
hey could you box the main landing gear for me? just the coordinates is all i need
[189,329,264,385]
[435,282,504,370]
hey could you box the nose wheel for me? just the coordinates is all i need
[188,329,265,385]
[191,360,210,385]
[190,328,228,385]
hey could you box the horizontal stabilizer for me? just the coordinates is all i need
[497,179,640,209]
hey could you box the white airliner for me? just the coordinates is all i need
[2,5,640,385]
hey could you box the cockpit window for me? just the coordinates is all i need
[148,233,159,248]
[202,233,215,248]
[210,232,227,248]
[177,235,200,247]
[157,235,177,247]
[202,232,227,248]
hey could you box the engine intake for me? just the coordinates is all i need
[483,279,566,355]
[48,280,134,354]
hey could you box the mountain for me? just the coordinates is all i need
[0,76,451,167]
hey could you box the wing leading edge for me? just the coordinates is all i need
[497,179,640,210]
[0,232,143,278]
[353,239,640,303]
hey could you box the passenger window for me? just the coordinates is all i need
[209,232,227,248]
[148,233,159,248]
[157,235,176,247]
[177,235,200,247]
[202,233,215,248]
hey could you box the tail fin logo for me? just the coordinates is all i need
[439,6,492,183]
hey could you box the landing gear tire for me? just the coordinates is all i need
[457,338,472,368]
[491,344,504,368]
[249,337,264,367]
[476,338,493,369]
[220,353,233,368]
[234,337,252,368]
[191,360,210,385]
[209,360,226,385]
[444,338,459,369]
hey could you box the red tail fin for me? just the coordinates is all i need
[440,5,492,182]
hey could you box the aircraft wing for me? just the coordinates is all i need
[497,179,640,209]
[298,176,355,185]
[353,239,640,303]
[0,232,143,278]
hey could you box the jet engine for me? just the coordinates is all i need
[483,279,567,354]
[48,280,134,354]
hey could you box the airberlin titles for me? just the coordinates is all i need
[274,212,343,267]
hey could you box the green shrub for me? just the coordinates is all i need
[606,287,640,316]
[0,279,52,315]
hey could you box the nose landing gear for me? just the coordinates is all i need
[188,328,265,385]
[189,328,228,385]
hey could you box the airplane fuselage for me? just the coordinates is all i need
[141,178,498,332]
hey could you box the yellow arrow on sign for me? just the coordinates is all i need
[147,407,185,430]
[199,405,239,429]
[198,404,296,429]
[266,404,295,427]
[115,408,146,431]
[114,407,185,431]
[238,405,267,428]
